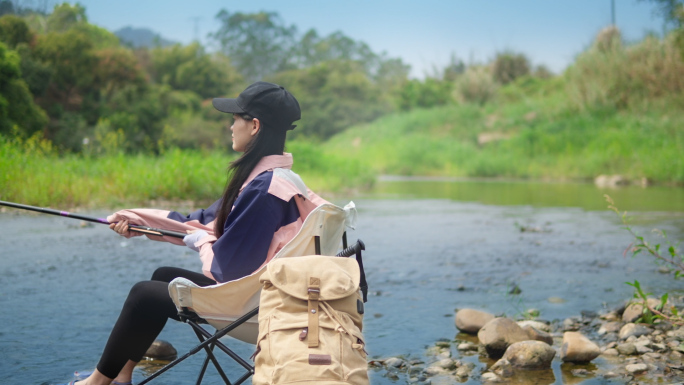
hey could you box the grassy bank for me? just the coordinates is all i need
[0,136,374,208]
[323,100,684,184]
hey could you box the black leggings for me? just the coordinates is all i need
[97,267,216,379]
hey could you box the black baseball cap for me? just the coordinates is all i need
[212,82,301,130]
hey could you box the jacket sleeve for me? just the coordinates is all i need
[196,184,293,283]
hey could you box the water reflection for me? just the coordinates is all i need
[369,177,684,213]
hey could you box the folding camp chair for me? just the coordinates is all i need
[137,202,367,385]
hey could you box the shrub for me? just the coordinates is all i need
[491,51,531,85]
[454,66,498,105]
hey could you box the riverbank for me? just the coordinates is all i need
[369,298,684,384]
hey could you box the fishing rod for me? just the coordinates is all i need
[0,200,186,239]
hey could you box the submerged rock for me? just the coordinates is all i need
[144,339,177,360]
[560,332,600,363]
[455,308,495,334]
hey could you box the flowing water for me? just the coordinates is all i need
[1,178,683,385]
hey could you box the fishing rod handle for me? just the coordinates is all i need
[128,225,187,239]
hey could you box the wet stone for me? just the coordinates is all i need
[625,363,649,374]
[455,309,496,334]
[617,342,637,355]
[144,339,177,360]
[478,318,530,358]
[517,320,551,333]
[598,321,622,335]
[481,372,501,382]
[384,357,405,368]
[602,348,619,356]
[457,341,478,351]
[560,331,600,363]
[619,323,652,340]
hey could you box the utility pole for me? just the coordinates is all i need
[611,0,616,26]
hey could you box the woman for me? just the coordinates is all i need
[64,82,327,385]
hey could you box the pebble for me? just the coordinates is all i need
[481,372,500,382]
[619,323,652,340]
[457,342,478,351]
[617,342,637,355]
[625,363,649,374]
[384,357,404,368]
[602,348,619,356]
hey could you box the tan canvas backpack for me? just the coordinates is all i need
[253,255,369,385]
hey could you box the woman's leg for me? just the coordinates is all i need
[93,267,216,381]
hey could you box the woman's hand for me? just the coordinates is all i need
[109,219,141,238]
[184,230,209,252]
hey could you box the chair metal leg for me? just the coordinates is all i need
[137,307,259,385]
[192,329,233,385]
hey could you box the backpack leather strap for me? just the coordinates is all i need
[307,277,321,348]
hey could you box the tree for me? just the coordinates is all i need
[0,41,47,136]
[269,60,389,139]
[639,0,683,28]
[46,2,86,32]
[149,42,242,99]
[0,14,33,48]
[211,10,296,81]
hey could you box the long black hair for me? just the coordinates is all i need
[214,113,287,237]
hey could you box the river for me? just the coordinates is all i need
[1,178,683,384]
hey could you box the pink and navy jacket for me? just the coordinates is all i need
[107,153,328,283]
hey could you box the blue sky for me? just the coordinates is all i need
[77,0,665,77]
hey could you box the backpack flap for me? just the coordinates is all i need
[265,255,360,301]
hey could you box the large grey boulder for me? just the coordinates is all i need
[560,332,600,363]
[478,318,531,358]
[455,309,496,334]
[501,340,556,369]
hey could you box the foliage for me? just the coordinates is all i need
[397,78,453,111]
[148,42,242,99]
[269,60,391,140]
[491,51,531,85]
[0,14,33,47]
[565,27,684,111]
[454,65,498,105]
[0,40,47,136]
[211,10,296,82]
[606,195,684,325]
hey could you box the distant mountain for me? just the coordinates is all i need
[114,26,177,48]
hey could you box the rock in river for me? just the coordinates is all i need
[455,308,495,334]
[560,332,600,363]
[500,340,556,369]
[619,323,652,340]
[478,318,530,358]
[144,339,177,360]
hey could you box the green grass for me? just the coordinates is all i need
[0,135,374,208]
[322,86,684,184]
